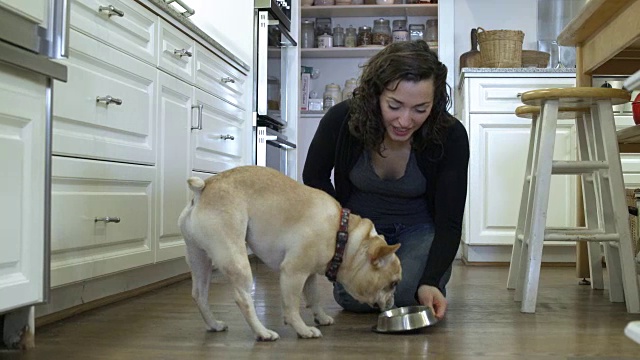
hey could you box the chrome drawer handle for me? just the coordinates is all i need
[95,216,121,223]
[96,95,123,106]
[221,77,235,83]
[98,5,124,17]
[517,93,523,98]
[174,49,193,58]
[220,134,235,140]
[191,104,203,130]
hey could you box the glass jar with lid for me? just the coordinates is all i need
[342,78,357,100]
[372,18,391,46]
[392,19,408,43]
[357,26,372,46]
[409,24,425,41]
[323,83,342,111]
[425,19,438,47]
[345,26,357,47]
[332,24,345,47]
[301,20,315,48]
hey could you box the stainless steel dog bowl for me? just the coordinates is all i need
[372,306,438,333]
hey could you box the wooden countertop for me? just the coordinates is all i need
[557,0,640,78]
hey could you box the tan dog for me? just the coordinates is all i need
[178,166,402,341]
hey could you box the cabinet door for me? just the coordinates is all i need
[0,0,47,25]
[70,0,157,64]
[53,30,157,165]
[50,157,155,286]
[157,72,192,262]
[0,63,46,313]
[192,88,244,173]
[467,113,577,245]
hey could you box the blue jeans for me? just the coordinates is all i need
[333,222,452,313]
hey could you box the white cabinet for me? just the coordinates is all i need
[157,18,196,84]
[53,30,157,165]
[156,71,192,262]
[459,73,577,248]
[0,0,47,24]
[0,63,47,312]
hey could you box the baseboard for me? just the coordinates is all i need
[35,258,191,327]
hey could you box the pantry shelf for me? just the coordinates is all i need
[301,46,437,58]
[301,4,438,18]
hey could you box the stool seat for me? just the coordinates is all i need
[515,105,590,119]
[520,87,631,107]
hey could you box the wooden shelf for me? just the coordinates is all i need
[301,46,437,58]
[301,4,438,18]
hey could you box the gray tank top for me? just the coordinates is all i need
[345,150,430,226]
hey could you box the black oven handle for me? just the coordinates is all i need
[266,135,296,149]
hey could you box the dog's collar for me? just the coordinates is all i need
[326,208,351,283]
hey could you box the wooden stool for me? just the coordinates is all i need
[507,88,640,314]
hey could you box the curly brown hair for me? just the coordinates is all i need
[348,40,453,155]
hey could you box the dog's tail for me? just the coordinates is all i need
[187,177,205,203]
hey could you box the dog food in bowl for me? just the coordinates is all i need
[372,305,438,333]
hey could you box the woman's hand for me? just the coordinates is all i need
[416,285,447,320]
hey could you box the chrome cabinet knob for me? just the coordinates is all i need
[98,5,124,17]
[95,216,121,223]
[96,95,123,106]
[220,134,235,140]
[221,77,235,83]
[174,49,193,58]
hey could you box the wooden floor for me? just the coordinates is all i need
[3,260,640,359]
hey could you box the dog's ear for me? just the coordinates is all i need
[368,243,400,268]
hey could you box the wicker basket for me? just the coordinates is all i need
[522,50,550,68]
[476,27,525,68]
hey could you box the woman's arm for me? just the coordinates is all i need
[302,101,349,198]
[419,120,470,288]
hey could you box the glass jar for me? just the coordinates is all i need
[357,26,372,46]
[323,83,342,111]
[342,78,357,100]
[301,20,315,48]
[351,0,364,3]
[409,24,425,41]
[425,19,438,47]
[314,0,335,5]
[345,26,357,47]
[392,19,408,43]
[372,18,391,46]
[332,24,345,47]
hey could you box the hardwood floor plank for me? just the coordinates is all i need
[3,261,639,359]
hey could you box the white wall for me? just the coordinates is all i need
[184,0,254,64]
[453,0,538,86]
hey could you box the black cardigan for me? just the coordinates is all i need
[302,100,470,288]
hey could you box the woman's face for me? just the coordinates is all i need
[379,79,434,144]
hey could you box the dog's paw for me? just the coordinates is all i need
[314,313,334,326]
[297,326,322,339]
[256,329,280,342]
[205,321,228,332]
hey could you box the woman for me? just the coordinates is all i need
[302,40,469,320]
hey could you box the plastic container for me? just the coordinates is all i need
[323,83,342,111]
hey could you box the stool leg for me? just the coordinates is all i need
[520,100,559,313]
[597,99,640,313]
[591,104,625,302]
[577,111,605,289]
[508,114,539,290]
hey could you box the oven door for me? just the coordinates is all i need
[256,126,296,174]
[255,9,296,128]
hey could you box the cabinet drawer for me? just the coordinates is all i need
[195,43,247,109]
[192,88,245,173]
[157,18,195,84]
[50,156,156,287]
[70,0,157,65]
[53,30,156,165]
[468,77,576,113]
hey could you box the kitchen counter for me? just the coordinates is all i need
[142,0,250,72]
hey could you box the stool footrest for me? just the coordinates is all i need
[517,229,619,242]
[552,161,609,174]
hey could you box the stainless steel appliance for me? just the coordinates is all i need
[536,0,589,68]
[253,0,296,174]
[592,76,640,115]
[254,0,295,128]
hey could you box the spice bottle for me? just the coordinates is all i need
[332,24,345,47]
